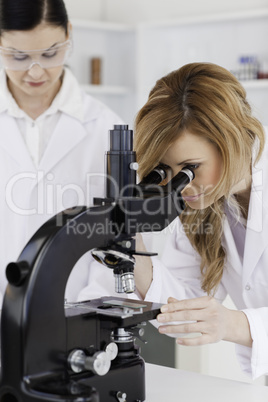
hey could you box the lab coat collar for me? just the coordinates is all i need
[0,67,110,124]
[0,114,35,171]
[51,67,113,124]
[0,69,24,118]
[0,111,89,176]
[38,113,88,173]
[0,67,105,173]
[222,215,243,275]
[0,68,85,123]
[52,67,108,124]
[222,134,268,287]
[45,68,85,122]
[242,143,268,287]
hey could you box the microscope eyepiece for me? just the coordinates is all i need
[137,165,195,195]
[138,164,169,186]
[168,167,195,192]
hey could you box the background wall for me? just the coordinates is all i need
[64,0,104,20]
[64,0,268,22]
[104,0,268,22]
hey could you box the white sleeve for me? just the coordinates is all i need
[68,218,227,305]
[236,307,268,379]
[143,218,227,304]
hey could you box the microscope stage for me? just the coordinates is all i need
[65,296,162,328]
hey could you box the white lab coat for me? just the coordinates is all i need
[0,76,123,307]
[141,132,268,380]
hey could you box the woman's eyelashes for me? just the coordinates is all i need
[14,53,29,61]
[184,163,200,170]
[43,50,58,58]
[158,163,171,170]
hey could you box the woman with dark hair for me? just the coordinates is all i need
[0,0,122,306]
[0,0,69,33]
[133,62,268,379]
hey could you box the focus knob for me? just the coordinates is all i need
[105,342,118,361]
[85,351,111,376]
[68,349,111,376]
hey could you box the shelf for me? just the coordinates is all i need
[82,84,130,96]
[241,79,268,89]
[72,9,268,31]
[71,18,134,32]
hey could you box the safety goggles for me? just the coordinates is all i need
[0,39,72,71]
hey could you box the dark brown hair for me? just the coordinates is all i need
[0,0,68,34]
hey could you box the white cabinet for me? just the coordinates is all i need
[70,9,268,126]
[136,9,268,125]
[68,20,136,124]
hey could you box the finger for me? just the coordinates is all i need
[157,309,207,323]
[161,296,212,313]
[158,321,206,335]
[167,297,179,303]
[176,334,212,346]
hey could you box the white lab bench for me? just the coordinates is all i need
[145,363,268,402]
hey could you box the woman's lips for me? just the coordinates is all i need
[27,81,45,87]
[182,193,203,202]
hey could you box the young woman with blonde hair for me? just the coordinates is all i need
[133,62,268,379]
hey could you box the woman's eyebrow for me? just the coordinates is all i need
[176,158,203,166]
[48,42,59,49]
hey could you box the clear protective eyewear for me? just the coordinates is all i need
[0,39,72,71]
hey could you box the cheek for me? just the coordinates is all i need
[208,167,222,186]
[48,66,64,81]
[196,163,223,190]
[6,71,24,83]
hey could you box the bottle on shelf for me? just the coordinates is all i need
[257,59,268,79]
[231,55,258,81]
[90,57,102,85]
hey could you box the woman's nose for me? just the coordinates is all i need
[27,62,45,79]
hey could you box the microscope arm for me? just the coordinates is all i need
[1,205,116,382]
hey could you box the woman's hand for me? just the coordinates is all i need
[157,296,253,347]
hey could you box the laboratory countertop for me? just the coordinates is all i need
[145,363,268,402]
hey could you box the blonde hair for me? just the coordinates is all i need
[134,62,265,295]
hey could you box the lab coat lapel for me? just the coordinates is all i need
[242,164,268,288]
[222,216,243,273]
[0,113,35,170]
[39,113,88,173]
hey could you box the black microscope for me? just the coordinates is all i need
[0,125,194,402]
